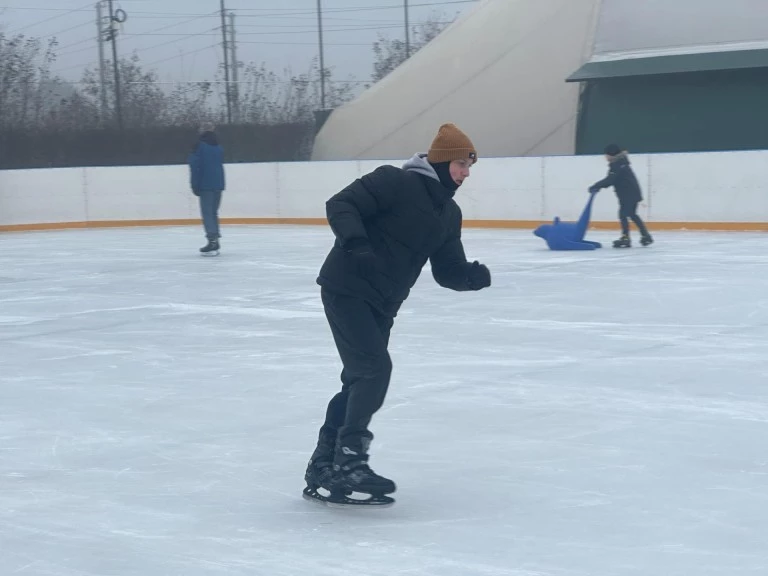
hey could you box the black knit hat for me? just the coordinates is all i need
[604,144,622,156]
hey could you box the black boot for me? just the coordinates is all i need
[303,434,396,506]
[334,438,396,497]
[304,430,336,492]
[640,233,654,246]
[200,239,220,255]
[613,234,631,248]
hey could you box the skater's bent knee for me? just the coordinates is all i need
[353,353,392,380]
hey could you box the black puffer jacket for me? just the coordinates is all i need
[591,152,643,204]
[317,154,489,317]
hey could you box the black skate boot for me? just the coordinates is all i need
[612,234,631,248]
[331,440,396,506]
[200,239,220,256]
[640,233,654,246]
[303,430,338,503]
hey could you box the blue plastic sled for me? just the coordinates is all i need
[533,192,602,251]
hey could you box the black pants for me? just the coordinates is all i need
[319,288,394,455]
[619,201,649,237]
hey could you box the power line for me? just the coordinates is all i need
[56,36,97,52]
[126,28,220,54]
[0,6,207,16]
[230,20,454,29]
[52,28,220,74]
[237,41,389,46]
[50,12,217,51]
[57,43,96,59]
[4,1,94,34]
[117,11,218,44]
[118,24,409,37]
[236,17,412,25]
[39,0,474,84]
[45,19,93,38]
[0,1,475,17]
[142,43,221,69]
[231,1,477,14]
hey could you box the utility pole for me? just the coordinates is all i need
[229,11,238,123]
[404,0,410,58]
[105,0,126,130]
[96,1,108,124]
[316,0,326,109]
[220,0,232,124]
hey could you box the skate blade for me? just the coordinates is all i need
[200,251,220,257]
[302,486,395,508]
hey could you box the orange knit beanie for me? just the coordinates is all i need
[427,123,477,164]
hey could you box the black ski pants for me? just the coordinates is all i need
[319,288,394,455]
[618,200,649,237]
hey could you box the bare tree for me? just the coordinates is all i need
[0,33,63,129]
[238,59,355,125]
[371,12,453,84]
[0,31,357,166]
[56,53,216,129]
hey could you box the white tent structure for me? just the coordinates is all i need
[311,0,768,161]
[311,0,600,160]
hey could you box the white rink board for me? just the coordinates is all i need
[0,167,86,225]
[649,150,768,223]
[2,150,768,227]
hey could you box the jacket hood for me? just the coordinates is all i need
[401,153,456,202]
[609,151,630,166]
[401,153,440,182]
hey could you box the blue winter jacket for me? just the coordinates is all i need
[188,132,225,193]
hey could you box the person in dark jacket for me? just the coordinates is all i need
[589,144,653,248]
[188,123,226,255]
[304,123,492,504]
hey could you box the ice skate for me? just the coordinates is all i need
[302,431,341,503]
[640,233,654,246]
[332,444,396,506]
[199,239,220,256]
[302,456,340,504]
[303,440,396,507]
[612,235,631,248]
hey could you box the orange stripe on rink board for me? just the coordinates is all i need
[464,220,768,231]
[0,218,327,232]
[2,219,768,233]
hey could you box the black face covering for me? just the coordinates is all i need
[429,161,460,192]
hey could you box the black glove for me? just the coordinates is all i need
[467,261,491,290]
[345,239,377,278]
[588,186,600,194]
[192,188,200,197]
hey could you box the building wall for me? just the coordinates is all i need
[576,68,768,154]
[2,151,768,233]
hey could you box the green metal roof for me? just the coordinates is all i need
[566,48,768,82]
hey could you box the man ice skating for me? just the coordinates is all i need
[589,144,653,248]
[305,123,492,506]
[188,123,225,255]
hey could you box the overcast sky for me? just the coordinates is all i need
[0,0,478,95]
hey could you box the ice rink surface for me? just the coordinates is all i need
[1,225,767,576]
